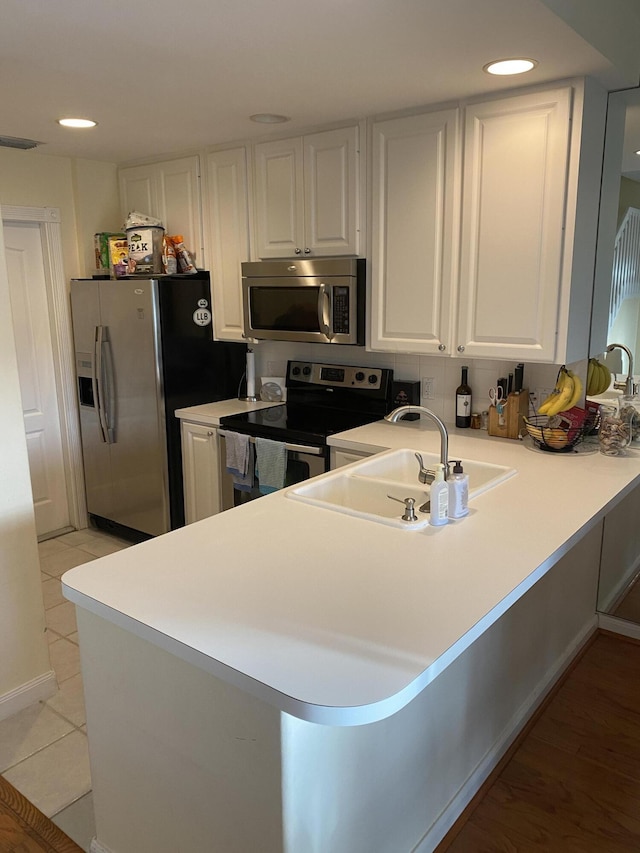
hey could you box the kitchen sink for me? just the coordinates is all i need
[285,447,516,529]
[352,448,516,497]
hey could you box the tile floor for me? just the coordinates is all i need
[0,528,132,852]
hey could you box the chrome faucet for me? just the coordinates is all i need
[607,343,636,398]
[384,406,449,479]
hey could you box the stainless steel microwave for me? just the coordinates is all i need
[242,258,365,345]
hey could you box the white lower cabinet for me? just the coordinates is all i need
[370,79,607,363]
[181,421,221,523]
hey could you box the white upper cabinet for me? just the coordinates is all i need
[254,126,361,258]
[456,88,571,362]
[370,109,460,354]
[203,147,251,342]
[370,80,607,363]
[119,155,203,266]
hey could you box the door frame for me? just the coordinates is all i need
[2,205,87,531]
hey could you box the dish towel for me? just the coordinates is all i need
[255,437,287,495]
[223,432,253,492]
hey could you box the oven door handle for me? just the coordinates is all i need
[217,430,324,456]
[317,283,333,341]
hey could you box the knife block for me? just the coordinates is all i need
[488,389,529,440]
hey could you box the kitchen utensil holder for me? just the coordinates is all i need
[488,390,528,440]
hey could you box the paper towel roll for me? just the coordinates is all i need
[246,350,256,399]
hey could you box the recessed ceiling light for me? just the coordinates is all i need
[57,118,97,128]
[249,113,290,124]
[483,58,538,76]
[635,149,640,156]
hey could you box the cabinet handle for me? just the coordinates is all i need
[295,248,302,255]
[207,430,214,436]
[457,345,465,353]
[438,344,446,352]
[304,248,311,254]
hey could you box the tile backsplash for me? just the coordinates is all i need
[252,341,562,423]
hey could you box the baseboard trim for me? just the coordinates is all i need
[90,838,114,853]
[418,617,597,852]
[0,671,57,722]
[598,612,640,639]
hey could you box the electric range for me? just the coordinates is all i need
[220,360,394,451]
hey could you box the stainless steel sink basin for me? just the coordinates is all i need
[286,447,516,529]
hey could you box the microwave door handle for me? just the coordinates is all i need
[317,283,333,341]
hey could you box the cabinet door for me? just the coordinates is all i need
[119,156,203,266]
[370,109,459,354]
[304,126,360,256]
[119,164,158,223]
[457,88,571,361]
[181,422,221,524]
[205,148,250,341]
[155,156,203,266]
[254,137,304,258]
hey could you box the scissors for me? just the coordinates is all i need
[489,387,505,408]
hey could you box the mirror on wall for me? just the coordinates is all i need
[595,87,640,626]
[606,95,640,379]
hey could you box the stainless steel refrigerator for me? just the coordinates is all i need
[70,273,246,539]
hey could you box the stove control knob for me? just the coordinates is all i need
[303,365,312,376]
[368,374,378,384]
[355,371,365,382]
[291,366,301,376]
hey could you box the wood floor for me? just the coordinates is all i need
[0,774,81,853]
[2,631,640,852]
[441,631,640,852]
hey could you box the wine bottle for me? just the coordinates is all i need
[456,366,472,428]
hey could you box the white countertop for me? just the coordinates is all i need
[62,413,640,726]
[175,399,280,426]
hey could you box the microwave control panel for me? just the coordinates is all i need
[332,286,350,334]
[288,361,384,389]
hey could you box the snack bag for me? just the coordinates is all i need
[163,235,177,275]
[168,234,197,274]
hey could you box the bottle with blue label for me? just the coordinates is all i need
[430,463,449,526]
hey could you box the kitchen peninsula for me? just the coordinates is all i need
[62,418,640,853]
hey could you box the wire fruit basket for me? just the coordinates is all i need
[523,411,597,453]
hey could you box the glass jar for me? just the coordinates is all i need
[598,405,631,456]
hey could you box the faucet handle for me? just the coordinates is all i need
[415,452,432,484]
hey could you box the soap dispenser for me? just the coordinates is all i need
[448,460,469,519]
[429,463,449,526]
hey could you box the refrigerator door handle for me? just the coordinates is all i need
[102,335,116,443]
[94,325,114,444]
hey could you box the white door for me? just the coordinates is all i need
[4,221,71,537]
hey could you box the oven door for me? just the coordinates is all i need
[242,278,359,345]
[218,432,328,510]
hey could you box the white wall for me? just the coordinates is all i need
[0,148,120,279]
[0,150,120,713]
[0,222,52,713]
[253,340,562,423]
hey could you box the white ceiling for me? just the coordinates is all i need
[2,0,639,165]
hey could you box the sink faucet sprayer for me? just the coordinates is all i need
[606,343,636,398]
[384,406,449,480]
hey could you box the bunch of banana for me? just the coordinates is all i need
[586,358,612,397]
[537,366,583,416]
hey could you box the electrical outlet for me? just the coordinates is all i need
[532,388,553,410]
[422,378,435,400]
